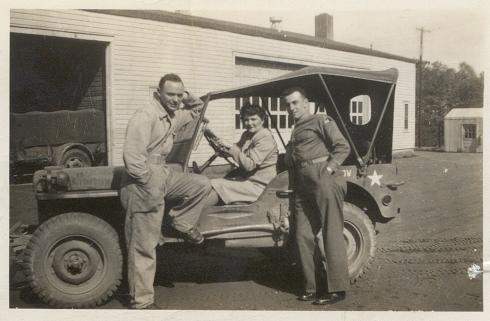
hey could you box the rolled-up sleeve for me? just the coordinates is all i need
[319,117,351,171]
[229,131,275,172]
[123,110,152,185]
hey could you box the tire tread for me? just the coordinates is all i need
[23,212,122,308]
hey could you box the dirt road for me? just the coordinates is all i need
[9,151,483,310]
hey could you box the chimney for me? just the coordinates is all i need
[269,17,283,32]
[315,13,333,40]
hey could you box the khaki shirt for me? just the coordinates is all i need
[228,127,279,186]
[123,91,201,187]
[287,114,350,172]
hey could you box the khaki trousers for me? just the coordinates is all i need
[124,170,211,308]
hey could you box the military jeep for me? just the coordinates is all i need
[23,66,403,308]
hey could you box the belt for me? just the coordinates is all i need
[148,154,166,165]
[295,156,329,168]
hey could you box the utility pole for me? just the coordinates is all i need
[416,27,431,147]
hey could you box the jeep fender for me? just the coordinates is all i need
[265,169,398,222]
[344,180,397,222]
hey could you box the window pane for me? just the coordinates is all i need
[288,115,294,128]
[235,114,241,129]
[235,98,240,111]
[280,99,287,111]
[349,95,371,125]
[404,103,408,129]
[271,98,278,111]
[270,115,277,128]
[280,115,286,128]
[261,97,268,110]
[252,96,260,105]
[263,116,269,128]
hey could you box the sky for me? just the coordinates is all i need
[2,0,486,73]
[193,4,486,73]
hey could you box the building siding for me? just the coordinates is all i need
[11,9,416,166]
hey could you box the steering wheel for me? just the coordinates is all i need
[203,128,229,156]
[192,127,236,174]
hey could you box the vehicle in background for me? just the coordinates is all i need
[10,108,106,181]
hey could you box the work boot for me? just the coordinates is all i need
[181,227,204,244]
[297,292,316,301]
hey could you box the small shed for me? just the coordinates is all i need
[444,108,483,152]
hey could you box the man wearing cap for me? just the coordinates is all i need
[120,73,211,309]
[282,87,351,305]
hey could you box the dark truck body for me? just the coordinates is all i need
[25,66,404,308]
[10,108,106,178]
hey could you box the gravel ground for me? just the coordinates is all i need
[9,151,483,311]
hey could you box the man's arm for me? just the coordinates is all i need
[319,116,351,172]
[123,110,152,185]
[176,91,204,127]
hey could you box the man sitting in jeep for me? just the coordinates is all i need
[207,103,278,205]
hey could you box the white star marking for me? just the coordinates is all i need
[367,170,383,187]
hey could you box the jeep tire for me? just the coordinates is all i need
[343,202,376,283]
[22,212,123,308]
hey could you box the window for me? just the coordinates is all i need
[349,95,371,125]
[404,102,409,130]
[463,124,476,139]
[235,97,291,130]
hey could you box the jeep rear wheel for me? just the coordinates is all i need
[22,213,122,308]
[343,202,376,283]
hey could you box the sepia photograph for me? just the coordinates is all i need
[3,0,488,320]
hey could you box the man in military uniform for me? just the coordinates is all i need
[282,87,351,305]
[120,73,212,309]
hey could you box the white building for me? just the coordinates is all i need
[444,108,483,153]
[10,9,417,166]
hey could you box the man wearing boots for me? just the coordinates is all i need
[282,87,351,305]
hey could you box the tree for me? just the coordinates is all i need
[417,61,483,147]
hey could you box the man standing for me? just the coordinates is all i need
[282,87,351,305]
[120,73,211,309]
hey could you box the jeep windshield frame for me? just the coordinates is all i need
[203,66,398,168]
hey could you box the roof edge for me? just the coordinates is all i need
[84,9,417,64]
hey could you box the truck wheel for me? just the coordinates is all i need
[22,212,123,308]
[60,149,92,168]
[343,202,376,283]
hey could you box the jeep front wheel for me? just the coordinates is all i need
[22,212,123,308]
[343,202,376,283]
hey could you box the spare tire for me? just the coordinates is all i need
[22,212,123,308]
[60,148,92,168]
